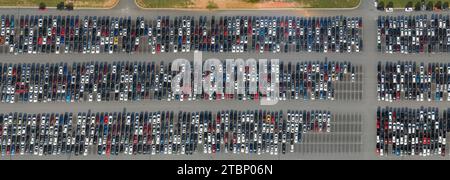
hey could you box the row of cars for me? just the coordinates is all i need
[0,14,363,54]
[0,60,356,104]
[376,107,449,157]
[0,15,14,48]
[0,110,331,156]
[377,62,450,102]
[378,14,450,54]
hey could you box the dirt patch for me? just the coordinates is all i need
[136,0,358,9]
[256,1,301,8]
[67,0,118,8]
[183,0,306,9]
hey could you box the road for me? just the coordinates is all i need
[1,0,450,160]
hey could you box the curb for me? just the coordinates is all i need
[134,0,361,11]
[0,0,120,10]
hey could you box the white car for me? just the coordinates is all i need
[135,37,140,45]
[447,91,450,101]
[405,7,413,12]
[97,93,102,102]
[109,46,113,54]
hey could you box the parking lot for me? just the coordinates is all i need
[377,107,449,157]
[377,61,450,102]
[0,104,366,160]
[1,0,450,160]
[0,109,339,157]
[0,14,362,55]
[0,59,360,104]
[378,14,450,54]
[295,113,363,155]
[334,65,364,101]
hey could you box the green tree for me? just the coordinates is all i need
[206,1,218,10]
[66,2,74,10]
[406,1,413,8]
[414,2,421,10]
[443,2,449,10]
[387,1,394,8]
[427,1,433,10]
[377,1,385,10]
[435,1,442,9]
[39,2,46,10]
[57,2,65,10]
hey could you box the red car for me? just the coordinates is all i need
[156,44,161,53]
[224,133,228,144]
[106,137,111,156]
[95,114,100,125]
[133,135,138,145]
[253,93,259,102]
[104,115,109,124]
[377,118,380,129]
[212,144,216,154]
[216,114,221,124]
[38,37,43,45]
[216,94,222,100]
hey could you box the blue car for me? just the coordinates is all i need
[66,93,71,103]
